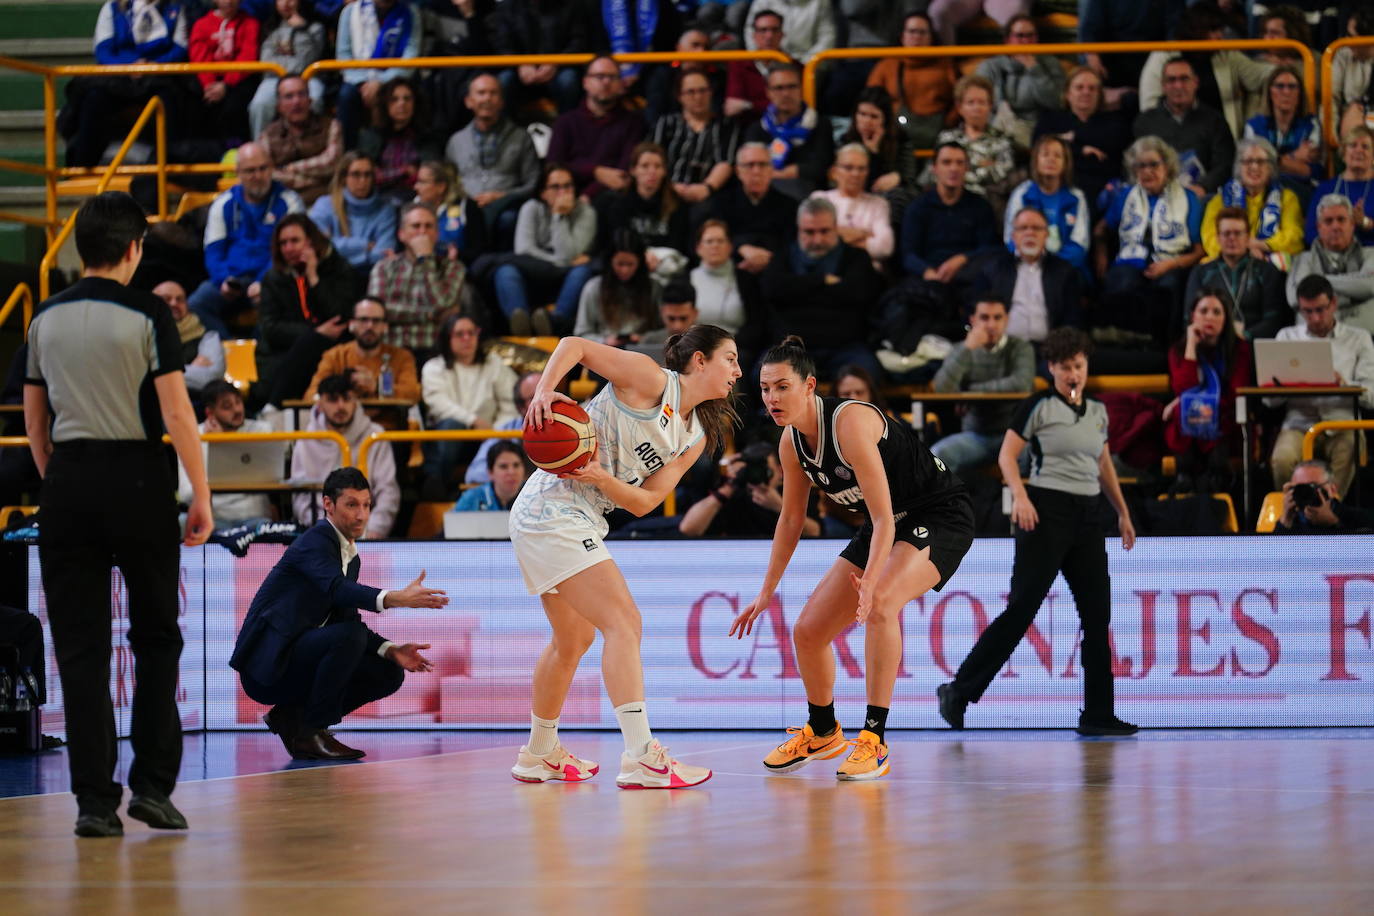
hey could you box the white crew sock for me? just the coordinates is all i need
[614,700,654,756]
[528,713,560,756]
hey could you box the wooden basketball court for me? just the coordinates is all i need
[2,730,1371,914]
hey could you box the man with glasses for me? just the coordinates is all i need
[745,0,835,63]
[742,61,835,199]
[706,141,797,273]
[305,298,420,429]
[188,141,305,337]
[1185,206,1288,341]
[726,9,786,119]
[1288,194,1374,333]
[1265,275,1374,496]
[968,207,1084,349]
[975,15,1066,150]
[1133,58,1235,199]
[547,56,647,201]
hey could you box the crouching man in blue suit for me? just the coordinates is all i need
[231,467,449,760]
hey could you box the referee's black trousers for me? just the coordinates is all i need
[39,441,184,815]
[952,486,1116,718]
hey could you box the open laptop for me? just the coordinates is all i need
[206,440,289,487]
[1253,339,1337,386]
[443,510,512,540]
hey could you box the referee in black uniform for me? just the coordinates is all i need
[23,192,213,838]
[937,328,1139,737]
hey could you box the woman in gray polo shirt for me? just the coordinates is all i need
[937,327,1139,736]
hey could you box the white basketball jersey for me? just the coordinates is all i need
[512,368,703,529]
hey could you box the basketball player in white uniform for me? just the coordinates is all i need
[509,326,741,788]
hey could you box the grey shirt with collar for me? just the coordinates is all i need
[445,117,540,198]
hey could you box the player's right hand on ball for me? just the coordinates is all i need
[525,387,576,430]
[729,593,772,639]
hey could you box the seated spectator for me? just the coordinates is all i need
[821,0,910,117]
[1138,3,1273,138]
[810,144,894,268]
[725,8,784,120]
[1273,459,1374,533]
[1287,194,1374,333]
[678,441,821,537]
[188,0,260,146]
[839,86,913,195]
[1201,138,1305,261]
[642,27,722,127]
[974,14,1065,152]
[930,297,1035,473]
[257,213,358,402]
[595,0,683,102]
[970,207,1084,347]
[189,142,305,336]
[258,75,342,204]
[453,441,528,511]
[63,0,191,168]
[368,202,475,357]
[923,75,1017,214]
[901,142,998,285]
[690,219,757,342]
[706,142,796,275]
[1004,135,1091,275]
[928,0,1030,47]
[247,0,325,138]
[413,159,488,267]
[305,298,420,426]
[1162,290,1251,493]
[1265,275,1374,496]
[742,62,835,200]
[652,70,740,207]
[487,0,588,115]
[335,0,421,148]
[865,12,956,152]
[494,164,596,337]
[1244,65,1324,198]
[444,74,540,243]
[465,371,540,486]
[834,364,890,414]
[1255,6,1311,67]
[176,380,273,530]
[638,280,701,351]
[358,77,444,202]
[293,373,399,538]
[420,313,519,497]
[760,197,883,381]
[1330,9,1374,143]
[1307,126,1374,247]
[603,143,691,268]
[308,153,398,276]
[744,0,834,64]
[1095,136,1204,346]
[1185,206,1290,341]
[574,229,662,346]
[153,279,223,399]
[1133,58,1237,198]
[1033,66,1130,217]
[547,56,647,202]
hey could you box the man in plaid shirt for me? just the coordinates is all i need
[367,203,470,356]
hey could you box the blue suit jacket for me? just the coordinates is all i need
[230,521,385,686]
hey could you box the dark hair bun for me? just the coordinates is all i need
[780,335,806,350]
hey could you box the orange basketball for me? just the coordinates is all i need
[523,401,597,474]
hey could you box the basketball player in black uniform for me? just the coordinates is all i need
[730,337,975,780]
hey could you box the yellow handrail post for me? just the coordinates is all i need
[156,95,168,221]
[356,429,524,475]
[1319,36,1374,153]
[43,72,57,248]
[0,284,33,336]
[1301,421,1374,461]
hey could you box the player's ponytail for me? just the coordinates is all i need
[665,324,740,455]
[761,335,816,381]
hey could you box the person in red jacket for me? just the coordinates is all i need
[189,0,260,146]
[1163,288,1252,494]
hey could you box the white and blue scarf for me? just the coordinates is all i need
[350,0,414,61]
[1117,181,1191,266]
[1221,179,1283,242]
[761,104,817,170]
[603,0,658,80]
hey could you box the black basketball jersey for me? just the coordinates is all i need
[788,396,966,519]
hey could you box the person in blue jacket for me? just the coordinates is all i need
[453,440,528,511]
[308,151,399,279]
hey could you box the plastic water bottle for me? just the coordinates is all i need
[379,353,395,398]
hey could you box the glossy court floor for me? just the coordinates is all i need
[2,729,1371,915]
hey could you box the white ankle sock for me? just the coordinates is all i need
[614,700,653,756]
[528,713,560,756]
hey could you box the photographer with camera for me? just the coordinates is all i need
[679,441,822,538]
[1274,460,1374,534]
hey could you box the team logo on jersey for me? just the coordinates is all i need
[816,472,829,485]
[582,539,598,552]
[933,456,947,472]
[913,526,929,539]
[835,467,851,480]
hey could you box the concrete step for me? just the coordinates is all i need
[0,74,71,113]
[0,146,44,187]
[0,112,45,131]
[0,37,92,59]
[0,0,103,41]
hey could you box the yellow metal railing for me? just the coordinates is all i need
[1319,36,1374,151]
[300,49,788,82]
[1301,421,1374,461]
[0,283,32,337]
[167,429,352,466]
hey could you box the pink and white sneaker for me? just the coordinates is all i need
[510,744,600,783]
[615,740,712,789]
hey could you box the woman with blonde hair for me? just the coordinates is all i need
[413,159,488,265]
[307,151,397,275]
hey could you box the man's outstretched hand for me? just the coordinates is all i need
[387,643,434,672]
[385,571,449,609]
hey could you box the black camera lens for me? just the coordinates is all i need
[1291,483,1322,509]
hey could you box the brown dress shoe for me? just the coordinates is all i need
[286,729,366,760]
[263,705,303,757]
